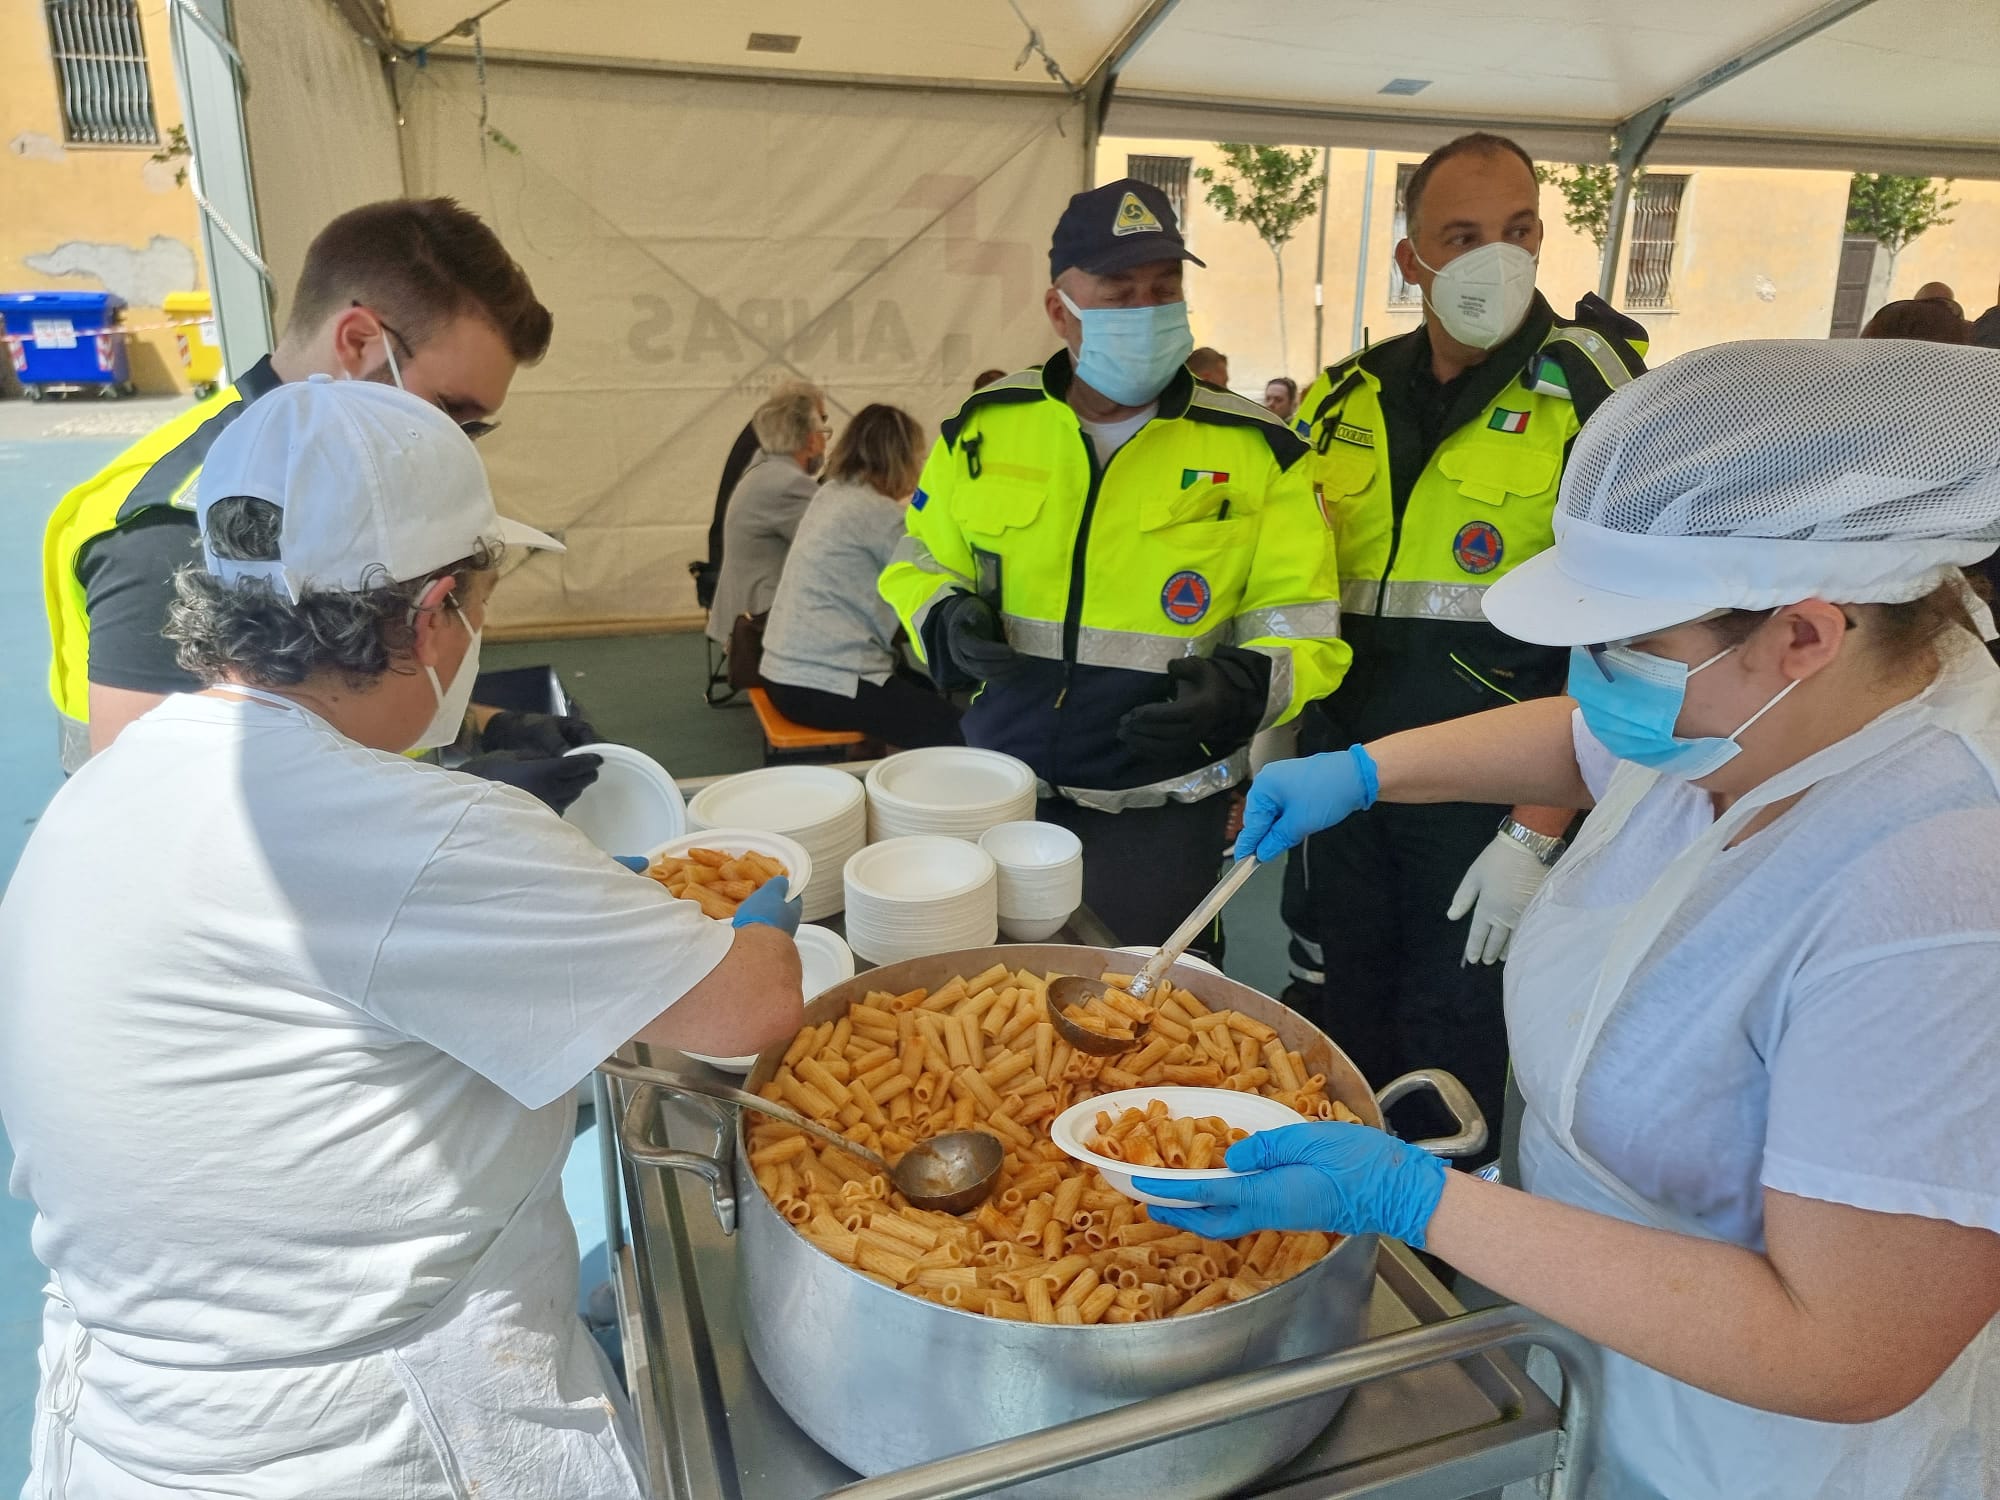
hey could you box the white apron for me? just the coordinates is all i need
[1507,651,2000,1500]
[25,692,648,1500]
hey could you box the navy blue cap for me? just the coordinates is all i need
[1050,178,1206,280]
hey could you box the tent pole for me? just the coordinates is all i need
[1595,158,1637,304]
[1348,148,1374,357]
[167,0,274,379]
[1310,147,1330,371]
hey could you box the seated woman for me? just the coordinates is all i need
[760,403,963,749]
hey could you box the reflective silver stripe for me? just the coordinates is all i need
[1000,613,1063,661]
[1072,622,1226,673]
[1230,601,1342,644]
[1045,750,1250,812]
[1542,327,1636,394]
[1241,645,1295,732]
[56,712,89,774]
[890,534,972,636]
[1339,577,1488,622]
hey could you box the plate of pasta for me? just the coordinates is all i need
[1050,1087,1332,1208]
[741,961,1359,1325]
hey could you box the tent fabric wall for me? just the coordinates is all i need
[394,57,1084,633]
[235,0,405,327]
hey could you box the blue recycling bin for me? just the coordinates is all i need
[2,291,132,396]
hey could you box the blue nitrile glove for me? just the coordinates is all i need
[612,855,650,873]
[1133,1121,1449,1248]
[1233,746,1380,863]
[731,877,803,936]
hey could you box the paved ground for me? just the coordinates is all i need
[0,393,1296,1487]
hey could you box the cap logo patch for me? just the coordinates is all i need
[1453,520,1503,575]
[1113,191,1164,237]
[1161,569,1212,624]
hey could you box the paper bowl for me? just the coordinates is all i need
[561,742,686,854]
[1049,1086,1307,1208]
[997,912,1071,941]
[643,829,813,904]
[686,924,855,1073]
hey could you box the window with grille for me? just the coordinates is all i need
[1388,164,1422,305]
[1624,174,1688,310]
[44,0,158,146]
[1126,154,1192,224]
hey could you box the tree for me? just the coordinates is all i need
[1533,163,1629,250]
[1844,173,1958,287]
[1194,144,1323,377]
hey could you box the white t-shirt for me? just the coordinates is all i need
[1078,402,1156,465]
[0,693,733,1366]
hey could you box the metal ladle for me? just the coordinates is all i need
[598,1055,1005,1215]
[1045,856,1262,1056]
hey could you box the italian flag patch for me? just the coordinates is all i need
[1181,468,1230,488]
[1488,408,1530,434]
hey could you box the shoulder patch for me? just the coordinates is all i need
[940,368,1047,450]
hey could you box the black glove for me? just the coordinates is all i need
[459,750,602,813]
[479,710,601,757]
[930,592,1024,689]
[1117,649,1271,762]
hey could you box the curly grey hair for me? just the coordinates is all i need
[751,380,824,456]
[166,496,499,689]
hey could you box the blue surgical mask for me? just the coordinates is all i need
[1567,642,1799,781]
[1057,289,1194,406]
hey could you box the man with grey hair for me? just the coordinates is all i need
[0,377,803,1499]
[706,380,830,647]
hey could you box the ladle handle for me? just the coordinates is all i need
[1132,857,1260,998]
[597,1055,893,1175]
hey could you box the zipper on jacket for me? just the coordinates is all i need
[1056,425,1115,707]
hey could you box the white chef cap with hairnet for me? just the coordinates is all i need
[1482,339,2000,646]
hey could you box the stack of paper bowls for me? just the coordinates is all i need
[843,836,998,964]
[978,820,1084,941]
[685,766,867,922]
[864,747,1038,843]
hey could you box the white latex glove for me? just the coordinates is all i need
[1445,832,1553,965]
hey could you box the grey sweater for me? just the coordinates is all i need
[759,479,909,697]
[706,453,818,642]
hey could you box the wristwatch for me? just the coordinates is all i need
[1497,816,1568,867]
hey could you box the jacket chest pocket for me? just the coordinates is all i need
[957,476,1049,544]
[1139,484,1256,563]
[1435,441,1560,507]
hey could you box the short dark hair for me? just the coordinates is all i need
[1861,299,1969,344]
[286,198,553,364]
[1265,376,1297,398]
[971,368,1009,391]
[1404,132,1539,236]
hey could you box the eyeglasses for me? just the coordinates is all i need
[351,302,500,442]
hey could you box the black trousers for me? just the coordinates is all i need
[763,671,964,750]
[1281,796,1509,1155]
[1036,794,1232,957]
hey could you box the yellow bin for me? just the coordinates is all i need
[164,291,221,395]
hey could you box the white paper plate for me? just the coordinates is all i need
[687,924,855,1072]
[845,836,996,904]
[643,829,813,903]
[562,743,686,855]
[688,765,865,836]
[1049,1087,1307,1207]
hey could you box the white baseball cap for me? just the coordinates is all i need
[1482,339,2000,646]
[195,375,562,602]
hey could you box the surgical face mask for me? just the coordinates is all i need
[412,606,481,751]
[1057,288,1194,406]
[1411,241,1538,350]
[1567,642,1800,781]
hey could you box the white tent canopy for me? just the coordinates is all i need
[175,0,1997,632]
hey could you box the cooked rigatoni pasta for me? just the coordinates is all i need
[745,967,1360,1323]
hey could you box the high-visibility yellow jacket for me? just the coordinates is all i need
[42,356,283,768]
[1295,296,1645,739]
[880,354,1347,808]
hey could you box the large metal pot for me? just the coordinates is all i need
[623,944,1483,1500]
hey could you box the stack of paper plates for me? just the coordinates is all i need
[561,743,686,855]
[686,924,856,1074]
[686,766,867,921]
[864,747,1037,843]
[843,836,998,965]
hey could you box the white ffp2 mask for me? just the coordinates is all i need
[1413,241,1538,350]
[412,607,481,751]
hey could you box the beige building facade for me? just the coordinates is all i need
[2,0,207,394]
[1099,137,2000,395]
